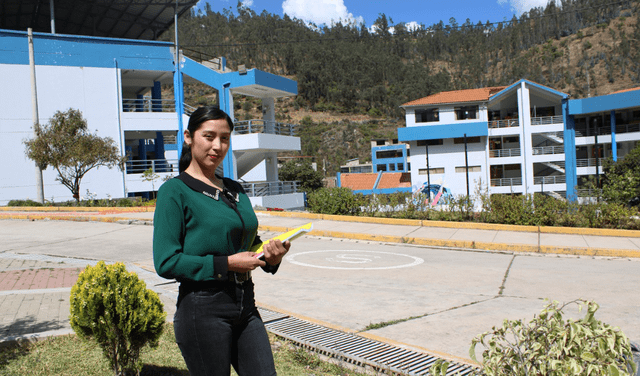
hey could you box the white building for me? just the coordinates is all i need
[0,1,304,209]
[399,79,640,201]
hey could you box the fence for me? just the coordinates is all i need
[122,98,175,113]
[531,115,563,125]
[575,122,640,137]
[534,175,566,185]
[488,118,519,129]
[126,159,179,174]
[490,177,523,187]
[234,119,298,136]
[489,148,521,158]
[576,158,603,167]
[532,145,564,155]
[240,181,299,197]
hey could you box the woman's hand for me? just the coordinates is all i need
[228,252,265,273]
[262,239,290,266]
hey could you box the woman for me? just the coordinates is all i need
[153,106,290,376]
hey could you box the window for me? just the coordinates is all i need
[375,140,386,146]
[376,165,387,172]
[376,150,403,159]
[419,167,444,175]
[389,164,396,171]
[454,136,481,144]
[454,105,478,120]
[415,108,439,123]
[417,139,443,146]
[455,166,481,173]
[398,163,404,171]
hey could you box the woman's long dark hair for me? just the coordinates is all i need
[179,106,234,173]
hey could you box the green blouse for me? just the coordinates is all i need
[153,175,259,282]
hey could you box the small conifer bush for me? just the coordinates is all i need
[70,261,166,376]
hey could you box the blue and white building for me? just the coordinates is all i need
[399,79,640,200]
[0,0,304,209]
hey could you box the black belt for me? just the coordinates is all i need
[228,270,251,284]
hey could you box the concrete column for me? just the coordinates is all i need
[152,81,162,112]
[562,99,577,201]
[611,110,617,162]
[265,152,278,181]
[517,82,533,195]
[262,97,275,133]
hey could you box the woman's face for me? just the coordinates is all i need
[185,119,231,173]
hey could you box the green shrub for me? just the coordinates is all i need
[431,300,637,376]
[7,199,44,207]
[70,261,166,376]
[307,187,364,215]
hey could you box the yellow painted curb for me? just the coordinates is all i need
[256,210,640,238]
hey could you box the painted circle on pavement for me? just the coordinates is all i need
[286,250,424,270]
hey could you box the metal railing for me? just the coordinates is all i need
[534,175,566,185]
[490,177,523,187]
[575,122,640,137]
[234,119,298,136]
[240,181,299,197]
[576,158,603,167]
[489,148,521,158]
[577,188,603,197]
[126,159,179,174]
[532,145,564,155]
[488,118,519,128]
[531,115,563,125]
[122,98,176,113]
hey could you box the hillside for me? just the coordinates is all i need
[171,0,639,175]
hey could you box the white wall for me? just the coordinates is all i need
[0,64,126,204]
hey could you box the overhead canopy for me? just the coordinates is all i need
[0,0,198,40]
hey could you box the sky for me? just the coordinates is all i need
[194,0,555,30]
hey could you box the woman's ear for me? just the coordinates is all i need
[184,130,192,145]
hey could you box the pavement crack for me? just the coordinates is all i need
[359,297,498,333]
[498,253,517,296]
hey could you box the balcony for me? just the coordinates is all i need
[531,115,563,126]
[126,159,178,174]
[488,118,519,129]
[576,158,603,167]
[489,148,521,158]
[534,175,566,185]
[532,145,564,156]
[575,122,640,137]
[122,98,176,113]
[491,177,522,187]
[234,119,298,136]
[241,181,299,197]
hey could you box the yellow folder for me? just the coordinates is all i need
[252,222,313,259]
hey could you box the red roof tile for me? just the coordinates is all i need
[402,86,507,107]
[340,173,378,191]
[377,173,412,189]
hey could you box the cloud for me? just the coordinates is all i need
[241,0,254,6]
[405,21,421,32]
[282,0,364,26]
[498,0,558,15]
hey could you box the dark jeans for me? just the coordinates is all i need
[174,280,276,376]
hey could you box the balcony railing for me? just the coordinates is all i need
[534,175,566,185]
[491,177,523,187]
[126,159,179,174]
[575,122,640,137]
[531,115,563,125]
[241,181,299,197]
[532,145,564,155]
[576,158,603,167]
[122,98,176,113]
[488,118,519,129]
[234,119,298,136]
[577,188,603,197]
[489,148,521,158]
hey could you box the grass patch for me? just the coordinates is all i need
[0,324,367,376]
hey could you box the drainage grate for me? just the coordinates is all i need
[259,308,479,376]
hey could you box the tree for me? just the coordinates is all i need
[278,159,324,193]
[24,109,125,202]
[602,144,640,207]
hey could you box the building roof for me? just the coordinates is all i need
[610,87,640,95]
[340,173,378,191]
[377,173,412,189]
[0,0,198,40]
[401,86,507,107]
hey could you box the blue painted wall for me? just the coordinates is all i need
[372,144,407,172]
[568,89,640,114]
[398,121,488,141]
[1,29,175,71]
